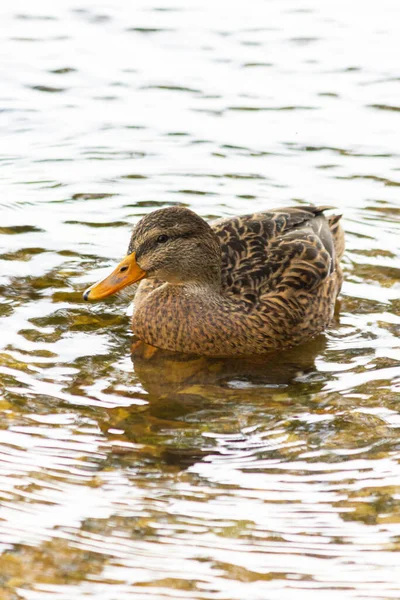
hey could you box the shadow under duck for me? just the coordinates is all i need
[84,205,344,356]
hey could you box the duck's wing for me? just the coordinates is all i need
[212,206,340,302]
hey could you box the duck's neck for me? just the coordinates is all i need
[162,248,223,293]
[190,268,222,293]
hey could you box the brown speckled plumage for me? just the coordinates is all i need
[124,205,345,356]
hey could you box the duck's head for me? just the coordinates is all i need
[83,207,221,301]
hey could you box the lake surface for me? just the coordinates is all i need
[1,1,400,598]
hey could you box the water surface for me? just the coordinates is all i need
[1,1,400,599]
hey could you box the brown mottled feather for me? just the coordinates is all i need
[127,206,344,356]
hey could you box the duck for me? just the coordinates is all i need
[83,205,344,357]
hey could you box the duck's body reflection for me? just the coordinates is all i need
[102,335,330,470]
[131,334,328,396]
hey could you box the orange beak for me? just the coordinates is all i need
[83,253,146,301]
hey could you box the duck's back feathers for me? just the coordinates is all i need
[214,206,342,305]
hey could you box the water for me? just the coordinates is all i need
[1,1,400,598]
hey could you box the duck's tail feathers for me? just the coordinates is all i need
[328,214,345,261]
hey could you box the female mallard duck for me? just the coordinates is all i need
[84,205,344,356]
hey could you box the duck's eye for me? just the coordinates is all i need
[157,234,169,244]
